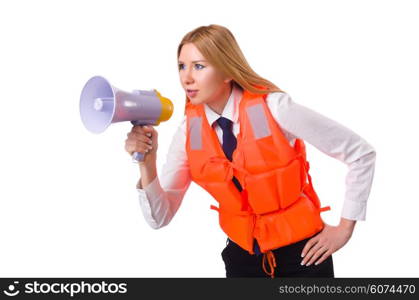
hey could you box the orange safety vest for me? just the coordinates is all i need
[185,86,331,277]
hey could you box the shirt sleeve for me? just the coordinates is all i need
[266,92,376,221]
[136,115,192,229]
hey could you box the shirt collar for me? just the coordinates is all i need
[204,83,243,128]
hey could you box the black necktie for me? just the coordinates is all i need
[216,117,242,191]
[216,117,262,255]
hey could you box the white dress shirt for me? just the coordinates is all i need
[136,84,376,229]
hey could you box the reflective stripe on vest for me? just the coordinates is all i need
[246,103,271,139]
[189,116,202,150]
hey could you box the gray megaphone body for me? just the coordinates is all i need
[79,75,174,162]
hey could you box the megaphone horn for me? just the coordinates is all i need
[80,75,174,162]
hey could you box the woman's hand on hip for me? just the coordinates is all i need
[300,219,356,266]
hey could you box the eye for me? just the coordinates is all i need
[178,63,205,71]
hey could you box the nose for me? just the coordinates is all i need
[182,66,195,86]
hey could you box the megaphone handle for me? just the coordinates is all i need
[132,151,145,162]
[131,120,149,163]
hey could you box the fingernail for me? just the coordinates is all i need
[314,262,319,265]
[146,133,151,137]
[300,261,305,266]
[306,262,311,266]
[148,145,152,149]
[301,253,305,258]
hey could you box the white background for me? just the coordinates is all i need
[1,0,418,277]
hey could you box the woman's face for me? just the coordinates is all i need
[178,43,232,108]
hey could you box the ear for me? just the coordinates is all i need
[223,77,233,84]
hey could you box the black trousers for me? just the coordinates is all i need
[221,233,334,278]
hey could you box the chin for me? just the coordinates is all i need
[190,97,204,105]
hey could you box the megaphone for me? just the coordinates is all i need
[79,75,174,162]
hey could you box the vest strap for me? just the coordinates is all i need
[209,205,219,212]
[209,204,252,216]
[320,206,331,212]
[262,250,277,278]
[294,152,332,214]
[201,156,251,189]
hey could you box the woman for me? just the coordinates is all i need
[124,24,376,278]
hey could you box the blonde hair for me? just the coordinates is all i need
[177,24,286,113]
